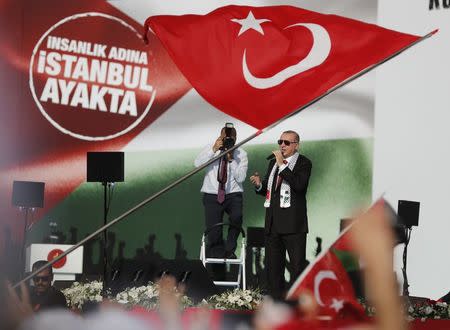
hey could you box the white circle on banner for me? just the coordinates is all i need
[29,12,156,141]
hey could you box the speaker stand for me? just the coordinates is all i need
[402,226,412,298]
[20,207,31,277]
[101,182,113,297]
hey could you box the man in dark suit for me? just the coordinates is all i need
[250,130,312,299]
[29,260,67,311]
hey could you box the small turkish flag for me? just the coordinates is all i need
[145,5,424,129]
[287,199,393,320]
[287,246,364,318]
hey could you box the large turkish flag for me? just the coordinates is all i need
[145,5,424,129]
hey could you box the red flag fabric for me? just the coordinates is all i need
[145,5,421,129]
[286,199,390,320]
[286,234,366,319]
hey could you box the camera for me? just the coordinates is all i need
[221,122,236,151]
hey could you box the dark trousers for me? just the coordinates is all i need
[203,192,243,257]
[265,231,307,299]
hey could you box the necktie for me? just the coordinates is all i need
[217,156,227,203]
[271,167,280,193]
[275,160,288,190]
[275,173,282,190]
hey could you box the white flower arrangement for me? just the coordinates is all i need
[62,281,450,320]
[203,288,263,310]
[62,280,103,309]
[114,282,159,309]
[407,300,450,320]
[115,283,160,309]
[361,298,450,320]
[63,281,193,310]
[115,282,193,309]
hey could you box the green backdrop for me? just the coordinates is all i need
[27,138,372,270]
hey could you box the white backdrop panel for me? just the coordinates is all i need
[375,1,450,299]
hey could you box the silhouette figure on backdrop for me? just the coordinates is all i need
[69,227,77,244]
[135,248,145,260]
[1,226,22,281]
[106,232,116,261]
[174,233,188,260]
[144,234,162,261]
[118,241,125,260]
[315,237,323,257]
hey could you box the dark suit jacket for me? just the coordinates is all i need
[257,153,312,234]
[30,286,67,311]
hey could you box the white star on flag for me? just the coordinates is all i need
[330,298,344,312]
[231,11,270,36]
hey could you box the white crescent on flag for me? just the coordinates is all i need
[242,22,331,89]
[314,270,338,306]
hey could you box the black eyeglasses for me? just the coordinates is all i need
[277,140,298,146]
[33,275,51,282]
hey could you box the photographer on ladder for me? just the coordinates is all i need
[195,123,248,266]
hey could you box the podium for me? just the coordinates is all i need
[26,244,83,281]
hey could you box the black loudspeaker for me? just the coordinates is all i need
[12,181,45,208]
[398,200,420,228]
[247,227,265,247]
[87,152,124,183]
[157,259,217,302]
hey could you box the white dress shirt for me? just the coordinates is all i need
[194,145,248,194]
[279,153,295,172]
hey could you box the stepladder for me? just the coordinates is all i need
[199,223,246,290]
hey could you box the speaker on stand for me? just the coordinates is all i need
[87,151,124,296]
[397,200,420,298]
[11,180,45,276]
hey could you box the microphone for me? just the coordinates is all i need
[178,271,192,284]
[133,269,143,283]
[266,153,275,160]
[111,269,120,282]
